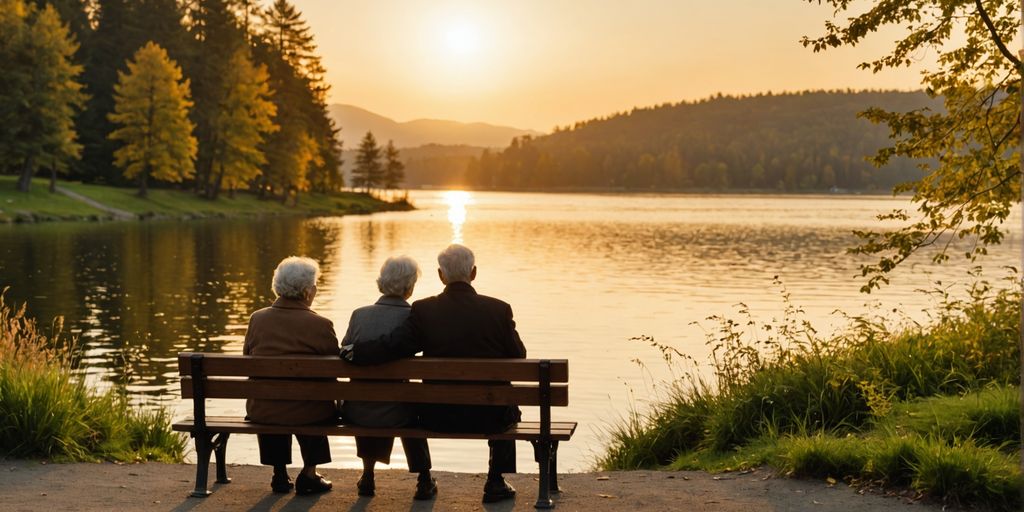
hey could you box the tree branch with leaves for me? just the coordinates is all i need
[803,0,1021,292]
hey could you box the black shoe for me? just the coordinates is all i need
[414,477,437,500]
[295,473,332,495]
[482,478,516,503]
[356,476,375,497]
[271,473,293,493]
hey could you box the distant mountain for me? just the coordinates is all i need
[329,104,542,148]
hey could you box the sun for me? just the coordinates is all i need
[442,21,481,58]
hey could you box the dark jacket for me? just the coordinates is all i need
[243,297,339,425]
[349,281,526,432]
[340,295,416,427]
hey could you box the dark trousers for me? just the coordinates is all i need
[256,434,331,467]
[420,404,521,475]
[355,436,432,472]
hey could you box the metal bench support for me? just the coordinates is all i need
[534,360,554,509]
[189,354,213,498]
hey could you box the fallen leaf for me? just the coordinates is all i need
[597,494,617,499]
[825,477,837,486]
[596,476,609,481]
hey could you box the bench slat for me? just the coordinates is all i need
[172,417,577,441]
[178,353,568,382]
[181,377,569,407]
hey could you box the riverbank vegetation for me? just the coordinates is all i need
[599,280,1021,510]
[0,176,406,223]
[0,292,185,461]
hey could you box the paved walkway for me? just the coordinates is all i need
[0,460,943,511]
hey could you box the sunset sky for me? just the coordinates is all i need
[293,0,927,131]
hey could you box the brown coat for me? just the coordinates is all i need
[243,297,339,425]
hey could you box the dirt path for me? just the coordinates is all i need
[54,186,135,219]
[0,460,942,511]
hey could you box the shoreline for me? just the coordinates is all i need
[0,459,944,511]
[0,177,411,224]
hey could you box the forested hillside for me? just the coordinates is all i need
[465,91,934,192]
[3,0,342,204]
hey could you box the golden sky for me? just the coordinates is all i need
[293,0,926,131]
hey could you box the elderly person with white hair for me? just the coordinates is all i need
[341,244,527,504]
[243,256,336,496]
[340,256,435,500]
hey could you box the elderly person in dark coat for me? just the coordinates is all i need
[340,256,435,500]
[244,256,335,495]
[341,244,527,504]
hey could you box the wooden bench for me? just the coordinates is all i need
[172,352,576,508]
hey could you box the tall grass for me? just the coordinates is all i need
[0,291,185,462]
[598,277,1021,509]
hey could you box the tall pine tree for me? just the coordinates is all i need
[255,0,341,200]
[80,0,189,185]
[352,131,382,193]
[0,1,86,192]
[206,46,277,199]
[108,42,197,197]
[382,140,404,191]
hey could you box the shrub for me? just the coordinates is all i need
[0,291,186,461]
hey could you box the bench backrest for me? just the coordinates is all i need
[178,353,569,407]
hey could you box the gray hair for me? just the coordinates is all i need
[437,244,475,283]
[376,256,420,298]
[272,256,321,299]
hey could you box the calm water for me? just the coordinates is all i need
[0,191,1018,473]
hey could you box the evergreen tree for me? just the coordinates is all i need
[186,0,247,195]
[80,0,189,185]
[256,0,338,198]
[0,1,86,192]
[206,47,277,199]
[352,131,382,193]
[108,42,197,197]
[267,122,317,204]
[382,140,405,190]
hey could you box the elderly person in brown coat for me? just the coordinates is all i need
[243,256,336,495]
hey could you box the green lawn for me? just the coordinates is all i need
[0,177,107,221]
[1,175,404,222]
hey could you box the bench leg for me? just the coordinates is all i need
[213,433,231,484]
[549,441,561,493]
[190,433,214,497]
[532,441,554,509]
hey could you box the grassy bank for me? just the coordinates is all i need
[0,292,185,462]
[600,280,1021,510]
[0,176,409,223]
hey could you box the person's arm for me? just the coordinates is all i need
[341,310,423,364]
[340,312,358,347]
[506,303,526,358]
[242,314,256,355]
[313,317,340,355]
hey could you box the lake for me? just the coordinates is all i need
[0,191,1018,473]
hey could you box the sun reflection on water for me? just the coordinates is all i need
[442,190,472,243]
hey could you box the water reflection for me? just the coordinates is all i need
[0,219,338,402]
[0,192,1018,472]
[443,190,471,243]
